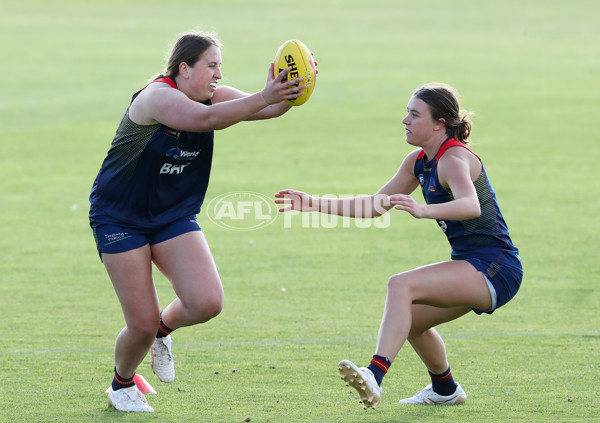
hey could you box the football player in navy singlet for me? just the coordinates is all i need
[275,83,522,409]
[90,31,312,413]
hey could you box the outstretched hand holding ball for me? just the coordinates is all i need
[273,40,317,106]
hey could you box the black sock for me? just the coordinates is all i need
[156,314,174,338]
[367,355,391,386]
[112,367,135,391]
[429,367,457,396]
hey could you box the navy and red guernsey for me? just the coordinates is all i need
[89,77,214,229]
[413,137,519,262]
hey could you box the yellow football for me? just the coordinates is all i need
[273,40,316,106]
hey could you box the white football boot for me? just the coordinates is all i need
[107,385,154,412]
[338,359,382,409]
[398,383,467,405]
[151,335,175,383]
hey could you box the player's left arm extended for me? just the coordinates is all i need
[214,85,294,120]
[391,152,481,220]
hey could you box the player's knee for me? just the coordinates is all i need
[128,313,160,342]
[408,326,433,342]
[183,288,224,323]
[201,290,224,320]
[387,273,412,296]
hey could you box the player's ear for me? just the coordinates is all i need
[179,62,190,78]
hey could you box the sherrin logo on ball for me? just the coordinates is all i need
[273,40,316,106]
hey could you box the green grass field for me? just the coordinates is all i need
[1,0,599,421]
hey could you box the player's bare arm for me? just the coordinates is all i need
[130,68,302,131]
[391,147,481,220]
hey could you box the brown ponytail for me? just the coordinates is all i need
[413,83,473,144]
[153,30,222,81]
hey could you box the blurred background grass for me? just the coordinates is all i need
[0,0,599,421]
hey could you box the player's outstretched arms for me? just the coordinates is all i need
[275,190,318,212]
[260,63,307,105]
[275,190,391,218]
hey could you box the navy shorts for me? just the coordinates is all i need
[91,216,201,260]
[463,251,523,315]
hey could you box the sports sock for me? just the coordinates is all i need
[367,354,391,386]
[429,367,457,396]
[112,367,135,391]
[156,314,174,338]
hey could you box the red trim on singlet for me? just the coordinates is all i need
[416,138,469,163]
[153,77,177,88]
[435,138,478,164]
[133,77,177,98]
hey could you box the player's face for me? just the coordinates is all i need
[185,45,223,101]
[401,97,440,146]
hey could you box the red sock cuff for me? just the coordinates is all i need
[114,370,134,385]
[370,357,390,373]
[429,368,452,381]
[158,319,173,337]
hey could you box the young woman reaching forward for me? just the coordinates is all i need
[90,31,309,412]
[275,83,522,408]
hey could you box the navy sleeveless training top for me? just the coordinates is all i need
[413,138,518,261]
[89,77,214,229]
